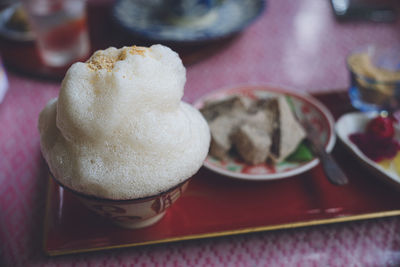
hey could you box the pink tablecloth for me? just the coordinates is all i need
[1,0,400,266]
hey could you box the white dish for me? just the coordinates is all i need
[335,112,400,185]
[194,85,336,181]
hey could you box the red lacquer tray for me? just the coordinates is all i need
[43,91,400,256]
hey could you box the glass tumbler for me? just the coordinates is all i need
[347,45,400,112]
[22,0,90,67]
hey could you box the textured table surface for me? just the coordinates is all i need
[1,0,400,266]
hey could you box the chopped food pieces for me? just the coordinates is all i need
[232,123,271,164]
[200,95,306,165]
[6,6,30,33]
[209,115,239,159]
[272,96,306,163]
[201,95,250,122]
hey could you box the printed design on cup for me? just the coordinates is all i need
[85,203,144,223]
[78,181,189,226]
[113,215,144,223]
[90,204,126,218]
[151,183,188,214]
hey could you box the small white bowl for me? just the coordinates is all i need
[336,112,400,188]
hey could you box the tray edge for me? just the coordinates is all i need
[43,176,400,256]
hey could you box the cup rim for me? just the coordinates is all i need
[50,171,191,203]
[347,65,400,86]
[346,44,400,86]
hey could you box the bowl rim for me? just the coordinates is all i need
[49,171,191,204]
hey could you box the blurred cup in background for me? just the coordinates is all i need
[347,45,400,112]
[22,0,90,67]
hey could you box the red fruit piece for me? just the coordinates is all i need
[349,133,399,162]
[366,116,395,140]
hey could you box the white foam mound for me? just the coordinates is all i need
[38,45,210,200]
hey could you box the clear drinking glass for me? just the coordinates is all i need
[22,0,90,67]
[347,45,400,112]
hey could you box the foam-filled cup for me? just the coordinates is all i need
[39,44,210,228]
[51,173,190,229]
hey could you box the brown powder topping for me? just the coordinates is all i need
[117,50,128,61]
[129,46,146,56]
[87,53,116,71]
[87,46,147,71]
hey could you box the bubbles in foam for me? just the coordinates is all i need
[39,44,210,199]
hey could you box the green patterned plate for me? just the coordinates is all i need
[194,85,336,181]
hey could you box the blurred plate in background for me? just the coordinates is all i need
[112,0,265,44]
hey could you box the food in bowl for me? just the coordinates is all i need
[38,44,210,228]
[349,114,400,176]
[5,5,30,33]
[200,95,306,165]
